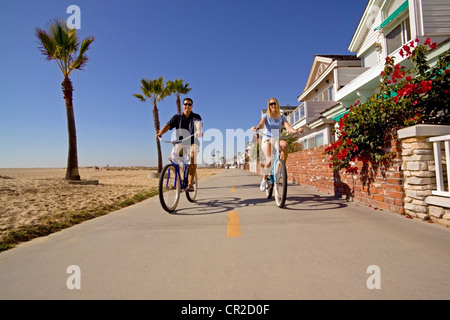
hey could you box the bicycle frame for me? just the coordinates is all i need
[165,160,190,192]
[159,135,194,190]
[268,145,280,186]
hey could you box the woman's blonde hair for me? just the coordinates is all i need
[266,97,281,120]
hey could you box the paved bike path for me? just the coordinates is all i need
[1,169,450,299]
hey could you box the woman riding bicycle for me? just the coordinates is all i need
[251,97,303,191]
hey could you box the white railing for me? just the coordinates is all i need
[428,134,450,197]
[288,103,305,126]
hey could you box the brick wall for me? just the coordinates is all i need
[286,136,405,214]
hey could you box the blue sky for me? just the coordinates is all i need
[0,0,368,168]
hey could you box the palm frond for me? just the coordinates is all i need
[51,20,73,53]
[35,27,56,60]
[68,28,80,53]
[133,93,146,102]
[69,37,94,72]
[79,37,94,56]
[69,56,88,72]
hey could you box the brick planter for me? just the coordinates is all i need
[287,137,404,214]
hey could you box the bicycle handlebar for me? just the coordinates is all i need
[158,134,195,145]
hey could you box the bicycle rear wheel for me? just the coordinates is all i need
[159,164,180,213]
[274,159,287,208]
[186,172,198,202]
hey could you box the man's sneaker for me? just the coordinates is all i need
[260,179,267,191]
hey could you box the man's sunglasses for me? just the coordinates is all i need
[183,103,193,106]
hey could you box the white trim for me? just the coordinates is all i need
[426,134,450,198]
[399,125,450,139]
[299,60,337,102]
[428,135,450,142]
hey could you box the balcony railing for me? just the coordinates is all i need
[288,103,305,126]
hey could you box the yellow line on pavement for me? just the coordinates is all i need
[227,210,242,237]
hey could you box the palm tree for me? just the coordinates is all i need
[35,20,94,180]
[166,79,191,114]
[134,77,170,173]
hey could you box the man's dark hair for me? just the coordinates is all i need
[183,97,193,104]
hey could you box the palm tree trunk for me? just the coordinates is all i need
[176,95,181,114]
[153,102,163,173]
[62,77,80,180]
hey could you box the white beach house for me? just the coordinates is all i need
[288,55,366,150]
[288,0,450,146]
[335,0,450,112]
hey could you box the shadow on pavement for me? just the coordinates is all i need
[174,196,273,215]
[171,192,348,215]
[283,194,348,211]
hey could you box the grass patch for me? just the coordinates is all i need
[0,188,159,252]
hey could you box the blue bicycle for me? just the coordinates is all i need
[257,131,299,208]
[158,136,197,213]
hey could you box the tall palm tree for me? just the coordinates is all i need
[167,79,191,114]
[35,20,94,180]
[134,77,170,173]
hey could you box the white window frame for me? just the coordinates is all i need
[384,17,411,56]
[300,132,325,150]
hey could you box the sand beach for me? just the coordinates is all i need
[0,167,223,249]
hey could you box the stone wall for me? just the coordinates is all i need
[398,125,450,225]
[401,136,435,218]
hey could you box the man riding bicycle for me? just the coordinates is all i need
[156,98,203,192]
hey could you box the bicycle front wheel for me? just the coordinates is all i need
[185,172,198,202]
[159,164,180,213]
[266,176,273,199]
[274,159,287,208]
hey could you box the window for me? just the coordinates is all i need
[386,19,410,55]
[307,137,315,149]
[315,133,324,147]
[314,85,334,102]
[328,86,334,101]
[300,133,325,150]
[361,46,379,67]
[322,89,329,101]
[289,104,305,125]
